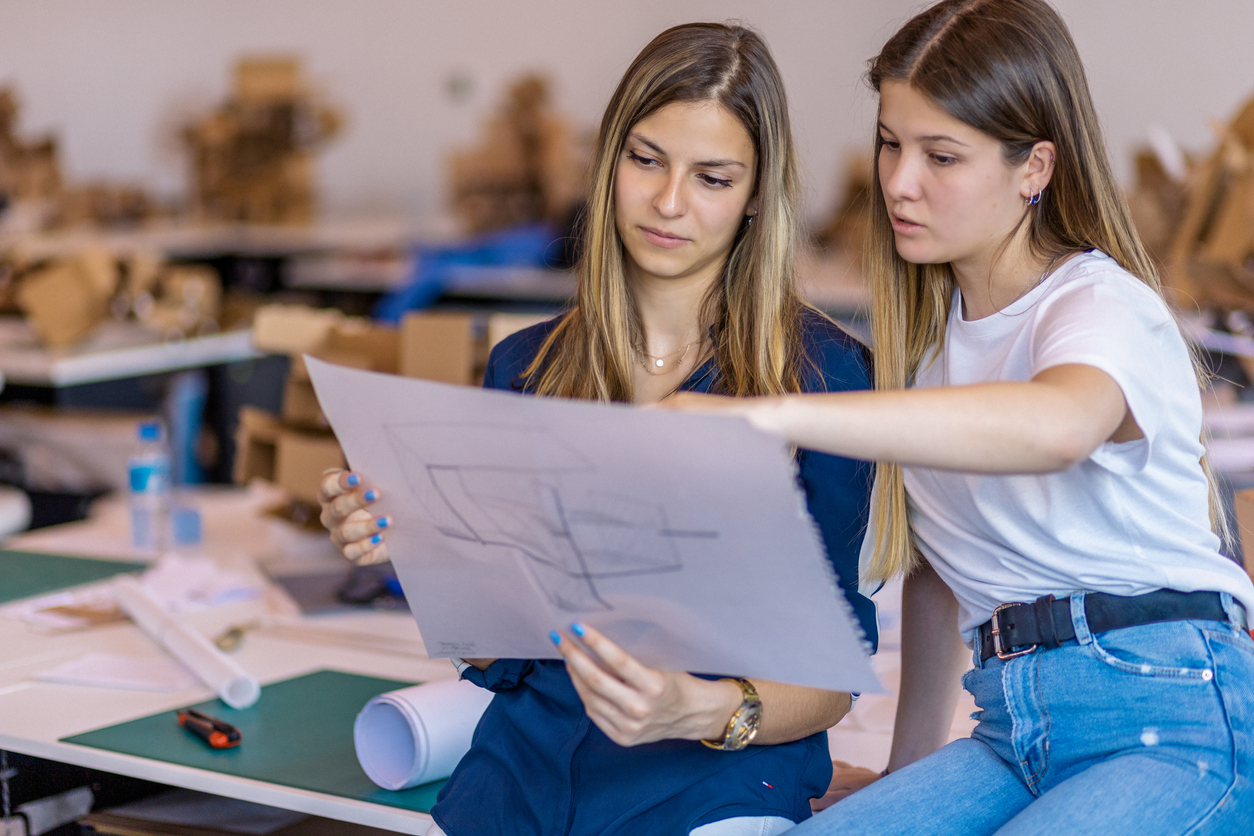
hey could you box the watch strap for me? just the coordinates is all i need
[701,678,762,751]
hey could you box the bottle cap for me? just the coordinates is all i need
[138,421,162,442]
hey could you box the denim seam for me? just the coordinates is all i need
[1002,656,1045,795]
[1027,652,1052,790]
[1016,654,1050,790]
[1183,629,1239,835]
[1084,628,1214,680]
[1204,629,1254,658]
[1085,639,1214,680]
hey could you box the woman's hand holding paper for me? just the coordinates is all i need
[318,469,390,566]
[552,623,741,747]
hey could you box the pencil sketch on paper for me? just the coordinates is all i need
[382,422,718,611]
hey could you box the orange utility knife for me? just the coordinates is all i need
[177,708,242,749]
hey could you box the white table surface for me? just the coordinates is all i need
[0,487,449,833]
[3,216,463,264]
[0,487,976,830]
[0,319,260,387]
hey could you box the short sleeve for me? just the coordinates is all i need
[1029,275,1183,474]
[459,658,534,691]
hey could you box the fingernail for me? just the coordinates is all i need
[549,630,562,646]
[346,473,360,487]
[570,622,586,637]
[376,516,391,529]
[370,534,382,545]
[364,489,378,502]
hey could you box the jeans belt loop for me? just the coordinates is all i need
[1220,592,1249,631]
[1069,591,1093,645]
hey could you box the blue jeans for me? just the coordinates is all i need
[791,592,1254,835]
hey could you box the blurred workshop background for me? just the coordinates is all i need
[0,3,1253,834]
[0,0,1248,539]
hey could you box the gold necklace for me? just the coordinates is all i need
[1007,254,1063,307]
[636,339,701,376]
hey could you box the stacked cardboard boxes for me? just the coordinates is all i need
[236,305,547,507]
[446,74,587,234]
[1157,93,1254,310]
[184,57,343,225]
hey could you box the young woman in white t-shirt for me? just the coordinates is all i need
[674,1,1254,833]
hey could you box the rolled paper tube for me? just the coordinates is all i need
[354,678,495,790]
[113,575,261,709]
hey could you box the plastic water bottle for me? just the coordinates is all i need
[129,421,171,554]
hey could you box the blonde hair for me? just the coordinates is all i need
[523,22,815,400]
[863,0,1226,582]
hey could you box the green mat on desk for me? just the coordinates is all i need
[62,670,445,813]
[0,549,146,604]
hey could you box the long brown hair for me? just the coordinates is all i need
[523,22,813,400]
[863,0,1226,582]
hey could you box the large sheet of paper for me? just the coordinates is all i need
[308,358,879,693]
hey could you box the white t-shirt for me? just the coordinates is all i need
[882,250,1254,641]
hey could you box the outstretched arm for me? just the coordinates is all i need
[669,363,1137,473]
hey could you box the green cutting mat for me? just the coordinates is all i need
[63,670,446,813]
[0,549,146,605]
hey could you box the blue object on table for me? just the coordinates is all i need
[171,505,203,548]
[374,222,563,324]
[167,369,209,486]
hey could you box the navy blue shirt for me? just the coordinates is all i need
[431,310,876,836]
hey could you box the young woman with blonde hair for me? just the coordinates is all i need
[320,22,877,835]
[675,1,1254,833]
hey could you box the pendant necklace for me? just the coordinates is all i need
[637,339,701,376]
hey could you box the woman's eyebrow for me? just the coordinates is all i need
[878,121,969,147]
[629,132,668,157]
[628,131,746,169]
[918,134,969,146]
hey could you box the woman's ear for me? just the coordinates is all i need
[1021,140,1057,200]
[746,194,760,219]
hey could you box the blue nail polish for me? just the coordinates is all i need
[570,622,586,637]
[549,630,562,645]
[364,489,378,502]
[370,534,382,545]
[346,473,360,487]
[376,516,390,529]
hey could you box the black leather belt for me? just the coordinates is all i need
[977,589,1227,663]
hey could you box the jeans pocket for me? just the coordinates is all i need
[1203,625,1254,660]
[1085,621,1215,681]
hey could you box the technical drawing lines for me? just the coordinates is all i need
[383,421,719,612]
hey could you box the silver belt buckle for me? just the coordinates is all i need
[991,602,1037,660]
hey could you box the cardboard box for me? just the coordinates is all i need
[15,261,111,348]
[235,57,302,104]
[274,428,345,506]
[1233,488,1254,585]
[253,305,346,356]
[233,406,283,485]
[399,311,479,385]
[487,312,551,352]
[320,322,400,375]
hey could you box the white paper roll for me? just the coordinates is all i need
[113,575,261,709]
[354,678,495,790]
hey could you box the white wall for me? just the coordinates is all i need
[0,1,1250,223]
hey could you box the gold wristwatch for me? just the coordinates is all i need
[702,678,762,751]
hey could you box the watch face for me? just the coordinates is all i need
[735,710,762,746]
